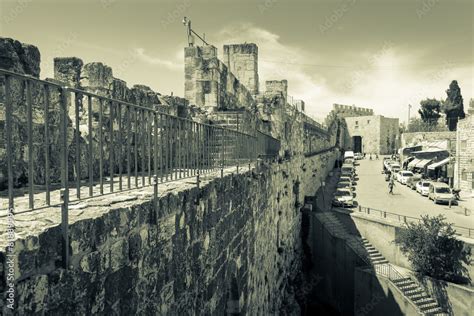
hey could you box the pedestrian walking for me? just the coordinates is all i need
[388,177,395,194]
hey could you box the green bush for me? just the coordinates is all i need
[395,215,471,283]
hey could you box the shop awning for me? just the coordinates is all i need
[428,158,450,170]
[415,159,432,168]
[408,158,420,168]
[403,156,415,164]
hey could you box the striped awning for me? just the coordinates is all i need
[408,158,420,168]
[415,159,432,168]
[428,158,450,170]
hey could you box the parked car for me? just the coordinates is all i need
[398,171,414,185]
[344,151,355,160]
[332,188,354,208]
[344,158,355,165]
[416,180,431,196]
[428,183,457,205]
[354,153,363,160]
[336,181,353,192]
[406,174,422,190]
[341,164,356,176]
[390,163,401,174]
[340,175,356,184]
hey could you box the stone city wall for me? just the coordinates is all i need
[184,45,256,113]
[223,44,259,96]
[0,148,339,315]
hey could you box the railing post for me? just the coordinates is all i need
[153,113,159,215]
[26,79,34,209]
[74,92,81,199]
[44,84,51,205]
[153,175,158,212]
[221,128,225,178]
[4,75,14,211]
[236,132,240,174]
[60,87,70,269]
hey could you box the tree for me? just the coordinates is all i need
[395,215,471,283]
[441,80,465,131]
[418,98,441,125]
[406,118,448,133]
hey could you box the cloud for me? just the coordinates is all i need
[215,23,329,121]
[213,24,473,123]
[133,47,182,71]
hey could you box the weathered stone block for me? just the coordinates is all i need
[81,62,113,89]
[54,57,83,87]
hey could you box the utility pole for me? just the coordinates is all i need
[407,104,412,127]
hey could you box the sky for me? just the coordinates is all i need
[1,0,473,123]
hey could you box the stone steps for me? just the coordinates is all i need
[317,213,447,315]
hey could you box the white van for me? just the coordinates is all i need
[344,151,355,160]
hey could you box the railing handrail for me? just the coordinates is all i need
[356,205,474,238]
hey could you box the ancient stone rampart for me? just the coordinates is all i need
[1,149,338,315]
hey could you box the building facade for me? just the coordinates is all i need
[344,115,399,155]
[455,114,474,194]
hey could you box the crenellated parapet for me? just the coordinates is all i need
[184,45,256,113]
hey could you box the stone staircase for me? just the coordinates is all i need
[316,212,448,315]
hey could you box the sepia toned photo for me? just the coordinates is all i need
[0,0,473,315]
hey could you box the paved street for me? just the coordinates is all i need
[354,157,474,230]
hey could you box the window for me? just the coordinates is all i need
[367,120,370,124]
[462,172,467,181]
[461,140,467,151]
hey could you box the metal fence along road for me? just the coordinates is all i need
[357,205,474,238]
[0,68,281,267]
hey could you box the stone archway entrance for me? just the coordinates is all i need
[352,136,362,153]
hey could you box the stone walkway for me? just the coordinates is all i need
[0,165,249,249]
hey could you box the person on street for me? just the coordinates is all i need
[388,177,395,194]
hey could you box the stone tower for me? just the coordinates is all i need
[223,43,259,95]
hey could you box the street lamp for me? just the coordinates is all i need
[182,16,209,47]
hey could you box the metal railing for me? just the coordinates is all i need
[0,68,280,266]
[357,205,474,238]
[256,130,280,157]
